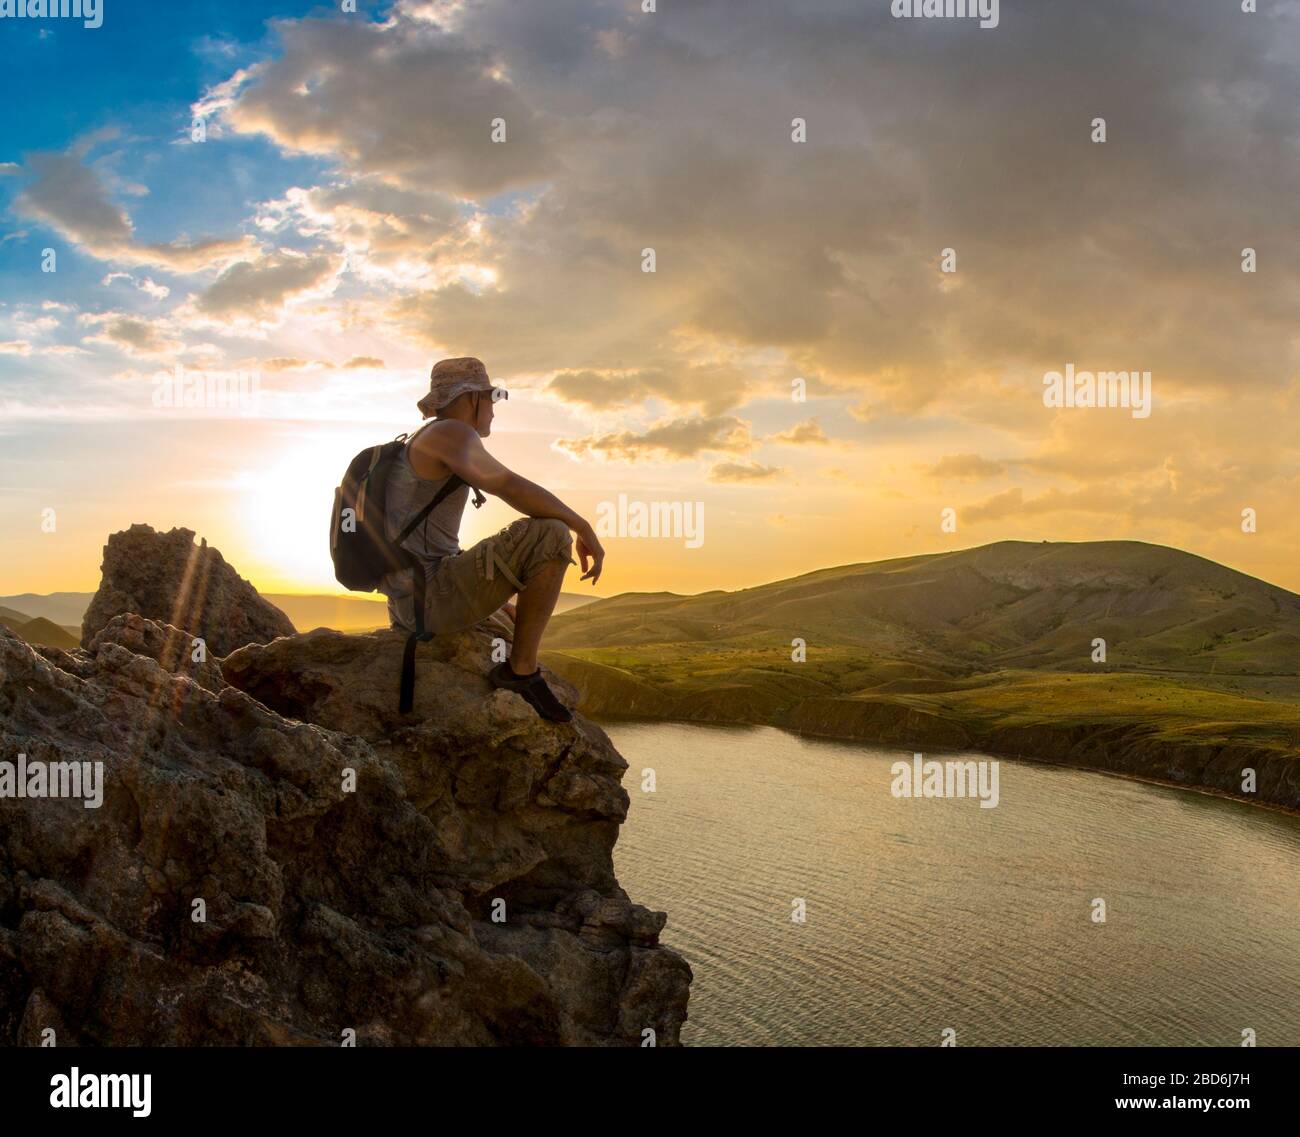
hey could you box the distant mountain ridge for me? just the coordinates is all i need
[0,614,79,650]
[0,589,599,634]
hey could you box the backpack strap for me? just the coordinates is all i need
[396,473,469,546]
[399,557,431,715]
[396,473,487,714]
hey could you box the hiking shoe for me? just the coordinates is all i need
[488,662,573,723]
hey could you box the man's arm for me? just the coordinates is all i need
[411,420,605,584]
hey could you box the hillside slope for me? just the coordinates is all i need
[549,540,1300,676]
[544,541,1300,813]
[0,616,80,650]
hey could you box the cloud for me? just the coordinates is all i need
[192,250,343,324]
[928,454,1009,480]
[261,357,308,372]
[768,419,830,446]
[12,150,255,271]
[102,272,171,300]
[78,312,181,357]
[174,0,1299,412]
[204,16,553,197]
[0,341,32,356]
[10,312,60,336]
[253,178,471,289]
[545,363,758,415]
[343,356,385,369]
[556,414,753,462]
[708,460,785,483]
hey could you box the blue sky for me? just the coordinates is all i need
[0,1,338,305]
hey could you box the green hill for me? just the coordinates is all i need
[548,540,1300,675]
[543,541,1300,812]
[0,615,79,650]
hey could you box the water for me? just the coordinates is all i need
[604,721,1300,1047]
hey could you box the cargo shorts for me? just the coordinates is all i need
[420,516,576,636]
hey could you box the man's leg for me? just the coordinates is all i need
[510,557,566,675]
[426,517,575,721]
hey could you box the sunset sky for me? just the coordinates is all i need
[2,0,1298,600]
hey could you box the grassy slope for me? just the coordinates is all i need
[543,541,1300,812]
[0,615,80,650]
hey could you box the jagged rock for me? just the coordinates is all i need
[1,550,691,1047]
[81,524,296,657]
[89,612,225,694]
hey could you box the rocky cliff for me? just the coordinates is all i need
[0,529,690,1047]
[81,524,296,657]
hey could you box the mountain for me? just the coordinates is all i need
[542,541,1300,812]
[547,540,1300,674]
[2,590,599,634]
[0,593,90,627]
[0,615,80,650]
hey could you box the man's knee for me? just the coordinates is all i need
[518,518,573,583]
[528,517,570,544]
[528,518,572,558]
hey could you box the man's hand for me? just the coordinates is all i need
[576,527,605,585]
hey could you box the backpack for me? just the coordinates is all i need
[330,428,485,713]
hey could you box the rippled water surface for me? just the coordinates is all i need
[604,721,1300,1047]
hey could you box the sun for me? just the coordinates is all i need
[243,437,353,593]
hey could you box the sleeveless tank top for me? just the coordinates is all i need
[378,431,469,631]
[384,442,468,559]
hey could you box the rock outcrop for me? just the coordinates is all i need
[2,536,690,1047]
[81,524,296,657]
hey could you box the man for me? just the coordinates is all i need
[378,357,604,722]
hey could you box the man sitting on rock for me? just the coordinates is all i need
[378,357,604,723]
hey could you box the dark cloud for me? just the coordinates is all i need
[928,453,1008,480]
[13,151,255,271]
[195,250,341,321]
[545,363,756,415]
[708,460,786,483]
[768,419,830,446]
[217,16,554,197]
[556,414,753,461]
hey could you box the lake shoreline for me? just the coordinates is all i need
[606,716,1300,1047]
[587,710,1300,821]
